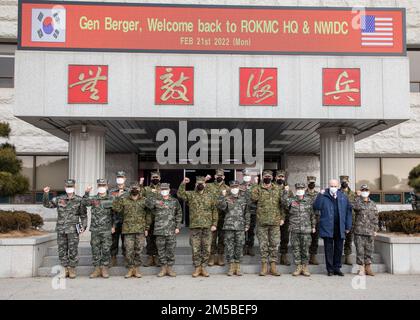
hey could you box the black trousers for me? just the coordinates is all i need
[323,235,344,273]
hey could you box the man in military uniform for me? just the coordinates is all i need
[83,179,114,279]
[177,176,218,277]
[146,183,182,277]
[283,183,316,277]
[276,170,293,266]
[141,171,161,267]
[340,175,356,265]
[241,169,258,256]
[353,184,379,276]
[43,179,87,279]
[305,176,321,265]
[109,171,130,267]
[218,180,250,276]
[206,169,230,267]
[112,183,152,278]
[251,170,285,276]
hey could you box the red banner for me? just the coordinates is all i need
[19,1,405,55]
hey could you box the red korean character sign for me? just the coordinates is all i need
[68,65,108,104]
[323,68,361,106]
[240,68,277,106]
[155,66,194,105]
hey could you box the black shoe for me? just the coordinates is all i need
[334,271,344,276]
[327,272,334,276]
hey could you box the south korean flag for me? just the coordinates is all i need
[31,7,66,42]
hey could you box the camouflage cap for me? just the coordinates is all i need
[116,171,126,177]
[151,171,161,178]
[275,170,286,177]
[229,180,240,187]
[241,169,250,175]
[97,178,107,185]
[307,176,317,183]
[360,184,369,190]
[262,170,273,177]
[160,183,170,190]
[340,175,350,182]
[295,182,306,189]
[130,182,141,189]
[215,168,225,176]
[65,179,76,187]
[196,176,206,184]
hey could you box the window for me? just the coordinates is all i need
[408,50,420,92]
[17,156,34,190]
[0,43,16,88]
[355,158,380,190]
[381,158,420,191]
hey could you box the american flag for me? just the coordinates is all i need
[361,15,394,47]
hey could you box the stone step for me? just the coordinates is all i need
[37,263,387,277]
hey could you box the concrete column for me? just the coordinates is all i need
[318,127,356,190]
[67,125,106,195]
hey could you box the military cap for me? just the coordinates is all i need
[242,169,250,175]
[65,179,76,187]
[130,182,141,189]
[307,176,317,183]
[229,180,240,187]
[295,182,306,189]
[340,175,350,182]
[262,170,273,177]
[275,170,286,177]
[215,168,225,176]
[360,184,369,190]
[196,176,206,184]
[151,171,161,178]
[116,171,126,177]
[160,183,170,190]
[97,178,107,185]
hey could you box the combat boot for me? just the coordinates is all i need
[227,263,235,276]
[208,254,215,266]
[302,265,311,277]
[192,266,201,278]
[280,254,290,266]
[68,267,77,279]
[111,256,117,267]
[344,255,352,265]
[365,264,375,276]
[309,254,319,265]
[292,265,302,276]
[270,262,281,276]
[167,266,176,277]
[64,267,69,278]
[133,267,142,278]
[243,246,248,256]
[259,262,268,276]
[201,266,210,277]
[158,265,167,277]
[89,267,101,279]
[358,265,366,276]
[248,246,255,257]
[101,266,110,279]
[235,263,243,276]
[218,254,225,266]
[144,255,154,267]
[153,255,160,267]
[125,267,134,278]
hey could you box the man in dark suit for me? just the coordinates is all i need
[313,179,353,276]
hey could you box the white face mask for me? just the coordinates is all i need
[296,189,305,196]
[116,178,125,185]
[65,187,75,194]
[161,190,170,197]
[329,187,338,194]
[231,188,239,195]
[97,187,107,194]
[361,191,370,198]
[243,176,251,183]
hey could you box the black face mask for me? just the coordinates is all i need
[131,189,139,196]
[341,182,349,189]
[196,184,205,191]
[276,179,285,185]
[263,178,272,185]
[308,183,316,189]
[152,178,160,185]
[216,177,223,183]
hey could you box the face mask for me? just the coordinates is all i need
[276,179,285,185]
[152,178,160,185]
[131,189,139,196]
[216,177,223,183]
[296,189,305,196]
[97,187,107,194]
[243,176,251,183]
[196,184,205,191]
[116,178,125,185]
[231,188,239,195]
[341,182,349,189]
[161,190,170,197]
[308,183,316,189]
[361,191,370,198]
[263,178,272,185]
[329,187,338,194]
[65,188,75,194]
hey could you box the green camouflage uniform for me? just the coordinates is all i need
[342,188,356,256]
[305,189,320,255]
[283,192,316,265]
[112,196,152,268]
[240,182,257,250]
[218,192,250,264]
[109,186,130,257]
[43,192,87,268]
[82,192,113,267]
[142,183,161,257]
[353,197,379,265]
[278,184,294,255]
[251,183,285,263]
[145,194,182,266]
[177,183,218,267]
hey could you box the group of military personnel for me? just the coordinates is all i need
[43,168,380,279]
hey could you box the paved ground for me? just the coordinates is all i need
[0,274,419,300]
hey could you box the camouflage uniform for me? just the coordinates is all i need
[145,187,182,267]
[218,186,250,264]
[82,183,113,268]
[411,191,420,210]
[112,191,151,268]
[177,179,218,268]
[353,195,379,266]
[240,176,257,255]
[43,180,87,269]
[305,176,320,260]
[340,175,356,258]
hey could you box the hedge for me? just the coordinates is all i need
[379,210,420,235]
[0,210,44,233]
